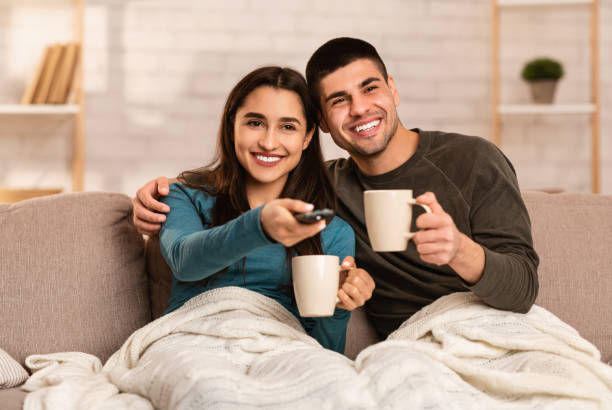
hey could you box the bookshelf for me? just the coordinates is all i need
[498,104,596,115]
[0,0,85,203]
[491,0,600,193]
[0,104,80,115]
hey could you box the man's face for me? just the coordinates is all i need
[317,58,400,159]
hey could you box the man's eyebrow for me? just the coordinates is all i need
[243,112,301,125]
[325,90,347,104]
[361,77,381,87]
[324,77,382,103]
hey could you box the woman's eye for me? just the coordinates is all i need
[332,97,345,106]
[283,124,296,131]
[247,120,262,127]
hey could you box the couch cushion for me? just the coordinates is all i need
[0,348,28,388]
[0,192,150,366]
[523,191,612,363]
[146,235,172,319]
[0,387,27,410]
[345,307,380,360]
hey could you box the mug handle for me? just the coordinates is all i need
[404,199,432,239]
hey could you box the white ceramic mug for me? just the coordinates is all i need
[291,255,339,317]
[364,190,432,252]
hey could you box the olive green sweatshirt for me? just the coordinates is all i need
[327,129,539,338]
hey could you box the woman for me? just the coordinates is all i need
[159,66,373,353]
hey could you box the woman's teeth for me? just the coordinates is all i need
[354,120,380,132]
[255,155,281,163]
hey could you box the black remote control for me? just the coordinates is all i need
[294,208,335,224]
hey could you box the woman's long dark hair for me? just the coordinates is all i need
[179,66,336,284]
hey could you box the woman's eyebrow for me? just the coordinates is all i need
[243,112,266,120]
[279,117,301,125]
[244,112,301,125]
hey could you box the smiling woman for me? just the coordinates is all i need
[154,66,373,353]
[233,86,314,204]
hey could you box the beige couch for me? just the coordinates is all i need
[1,190,611,409]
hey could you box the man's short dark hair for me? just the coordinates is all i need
[306,37,389,108]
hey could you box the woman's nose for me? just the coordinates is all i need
[258,129,278,150]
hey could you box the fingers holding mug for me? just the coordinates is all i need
[413,192,462,266]
[337,267,374,310]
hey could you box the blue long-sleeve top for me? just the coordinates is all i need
[159,182,355,353]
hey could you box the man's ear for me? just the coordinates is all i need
[303,127,315,150]
[318,114,330,134]
[387,75,400,107]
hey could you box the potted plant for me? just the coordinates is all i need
[521,57,564,104]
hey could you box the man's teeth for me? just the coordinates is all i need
[354,120,380,132]
[255,155,281,163]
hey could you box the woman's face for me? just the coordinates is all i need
[234,86,313,194]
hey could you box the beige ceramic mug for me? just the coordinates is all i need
[364,190,432,252]
[291,255,340,317]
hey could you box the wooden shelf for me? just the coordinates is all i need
[491,0,600,193]
[498,103,596,115]
[2,0,85,193]
[498,0,593,6]
[0,104,79,115]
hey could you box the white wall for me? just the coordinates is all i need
[1,0,610,195]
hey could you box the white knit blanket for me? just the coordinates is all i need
[23,287,612,410]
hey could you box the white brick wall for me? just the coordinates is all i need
[0,0,610,195]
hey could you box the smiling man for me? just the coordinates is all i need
[133,37,539,339]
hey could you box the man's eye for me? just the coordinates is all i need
[332,97,345,106]
[247,120,262,127]
[365,86,377,92]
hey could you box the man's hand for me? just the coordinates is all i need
[413,192,462,266]
[413,192,485,284]
[132,176,171,236]
[260,199,326,247]
[336,256,375,310]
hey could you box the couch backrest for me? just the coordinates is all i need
[0,192,151,366]
[522,191,612,363]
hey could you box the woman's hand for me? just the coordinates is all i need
[336,256,375,310]
[260,199,326,247]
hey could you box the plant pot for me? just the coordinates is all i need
[528,80,558,104]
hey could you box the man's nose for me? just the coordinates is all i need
[349,94,369,117]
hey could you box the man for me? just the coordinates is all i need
[133,37,538,339]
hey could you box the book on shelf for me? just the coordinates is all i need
[48,43,80,104]
[32,43,64,104]
[20,42,81,105]
[20,45,51,105]
[65,51,82,105]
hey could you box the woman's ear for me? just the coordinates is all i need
[302,127,315,150]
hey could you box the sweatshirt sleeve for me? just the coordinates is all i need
[464,143,539,313]
[159,183,275,282]
[306,217,355,353]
